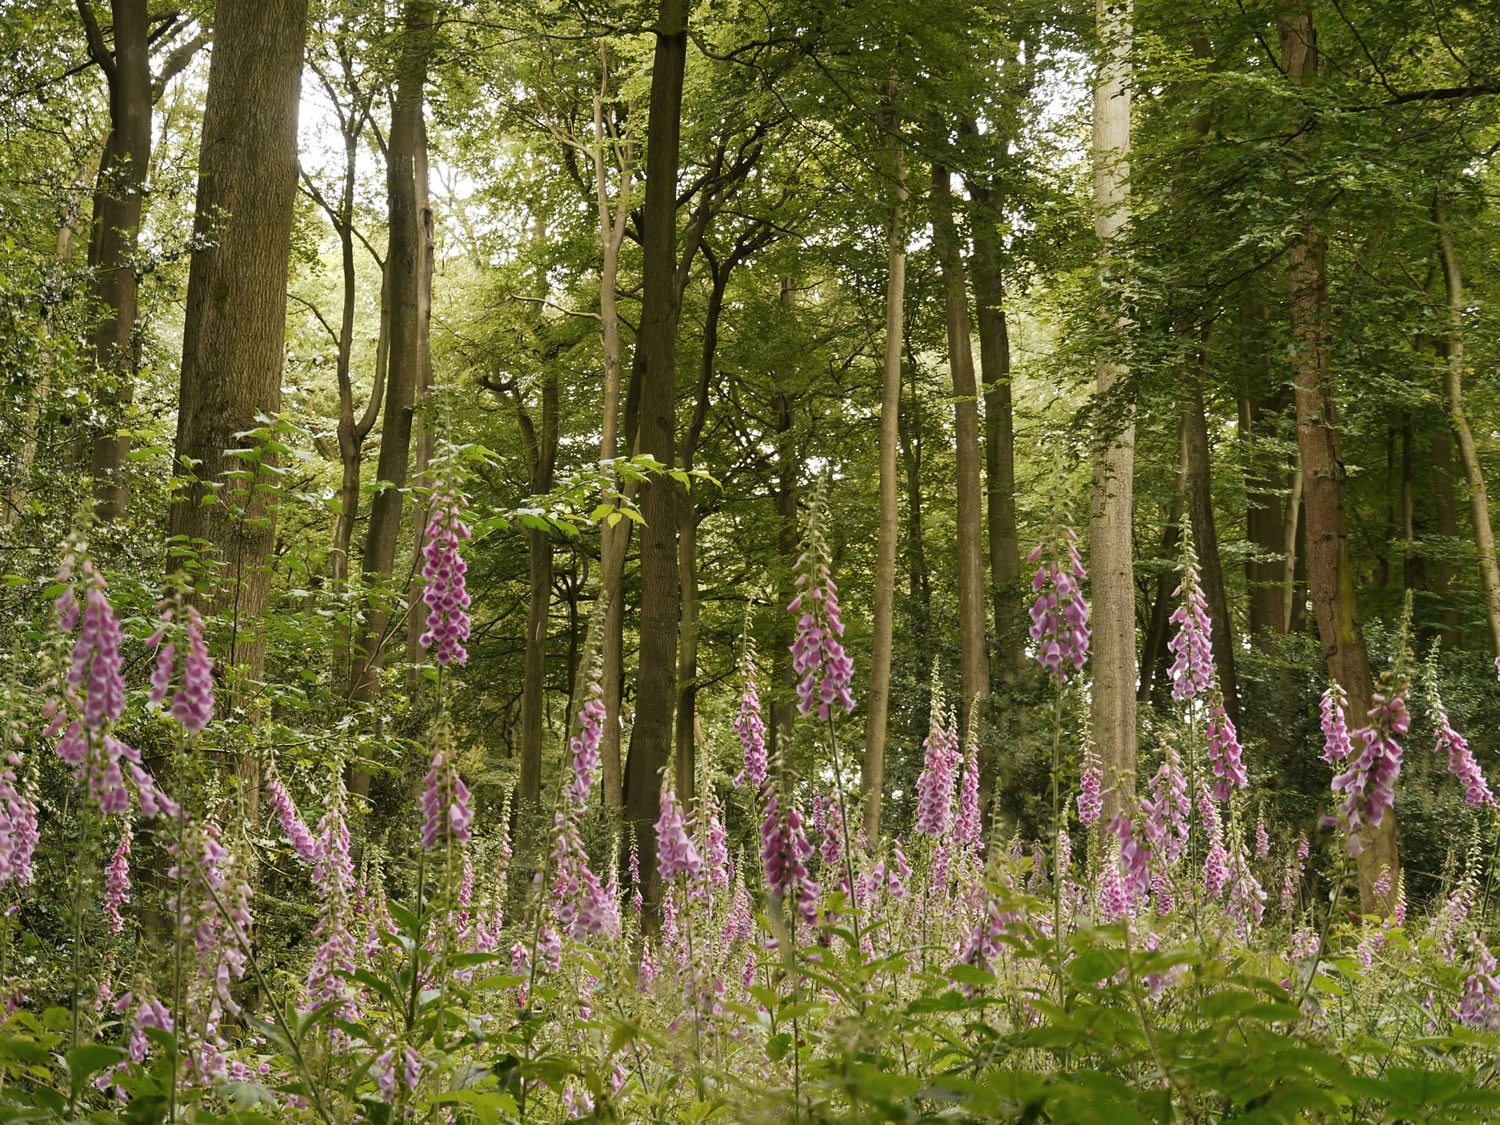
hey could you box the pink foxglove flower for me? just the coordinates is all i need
[732,648,768,789]
[1108,812,1150,902]
[1077,743,1104,828]
[1426,676,1495,809]
[267,777,318,864]
[1206,690,1247,801]
[1167,543,1213,701]
[1143,739,1190,866]
[418,488,472,666]
[149,601,215,733]
[1225,821,1266,941]
[421,716,472,852]
[787,483,854,720]
[1456,942,1500,1031]
[1330,689,1408,854]
[955,730,982,855]
[1027,523,1090,680]
[760,784,817,926]
[1320,682,1352,764]
[566,679,606,811]
[103,826,132,934]
[655,786,701,883]
[914,691,960,838]
[0,753,39,889]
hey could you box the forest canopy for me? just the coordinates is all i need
[2,0,1500,1120]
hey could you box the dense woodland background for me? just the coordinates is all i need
[3,0,1500,921]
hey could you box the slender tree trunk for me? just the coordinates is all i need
[769,277,800,761]
[673,254,726,802]
[899,343,931,666]
[1139,423,1187,703]
[1287,480,1308,635]
[348,2,433,800]
[405,118,437,690]
[863,98,905,844]
[624,0,688,902]
[930,157,990,738]
[1431,429,1461,644]
[169,0,308,819]
[1280,0,1393,913]
[595,57,634,809]
[1435,197,1500,657]
[519,382,558,805]
[1182,340,1239,720]
[80,0,151,522]
[1239,306,1291,638]
[1090,0,1137,825]
[968,179,1020,654]
[1401,420,1419,593]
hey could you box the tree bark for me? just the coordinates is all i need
[1435,197,1500,657]
[930,157,991,738]
[169,0,308,817]
[863,97,905,845]
[767,278,800,766]
[595,55,634,809]
[1090,0,1137,826]
[518,379,559,806]
[1238,303,1291,639]
[623,0,688,903]
[1279,0,1394,913]
[79,0,151,522]
[348,1,433,799]
[1139,423,1187,704]
[1430,429,1461,644]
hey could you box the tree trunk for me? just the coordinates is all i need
[968,178,1021,656]
[623,0,688,903]
[1182,342,1239,720]
[80,0,151,522]
[1238,300,1291,639]
[1435,197,1500,657]
[1090,0,1137,826]
[1139,423,1187,704]
[769,277,800,761]
[405,117,438,690]
[1279,0,1393,913]
[1431,429,1461,644]
[595,57,634,809]
[930,157,990,738]
[169,0,308,818]
[674,253,726,802]
[863,98,905,845]
[899,341,931,664]
[348,2,433,800]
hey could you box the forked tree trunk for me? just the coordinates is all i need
[930,157,990,739]
[623,0,688,903]
[1279,0,1394,913]
[862,95,905,844]
[169,0,308,819]
[1090,0,1137,827]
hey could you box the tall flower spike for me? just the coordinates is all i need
[0,752,39,890]
[914,683,960,838]
[759,782,817,926]
[103,823,132,934]
[1143,735,1189,866]
[1319,681,1352,764]
[954,715,983,855]
[732,643,768,789]
[418,485,473,667]
[1205,687,1247,801]
[788,478,855,720]
[421,712,472,852]
[1424,652,1495,809]
[1077,742,1103,828]
[1167,536,1213,701]
[1027,521,1090,680]
[655,785,702,883]
[1330,690,1409,855]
